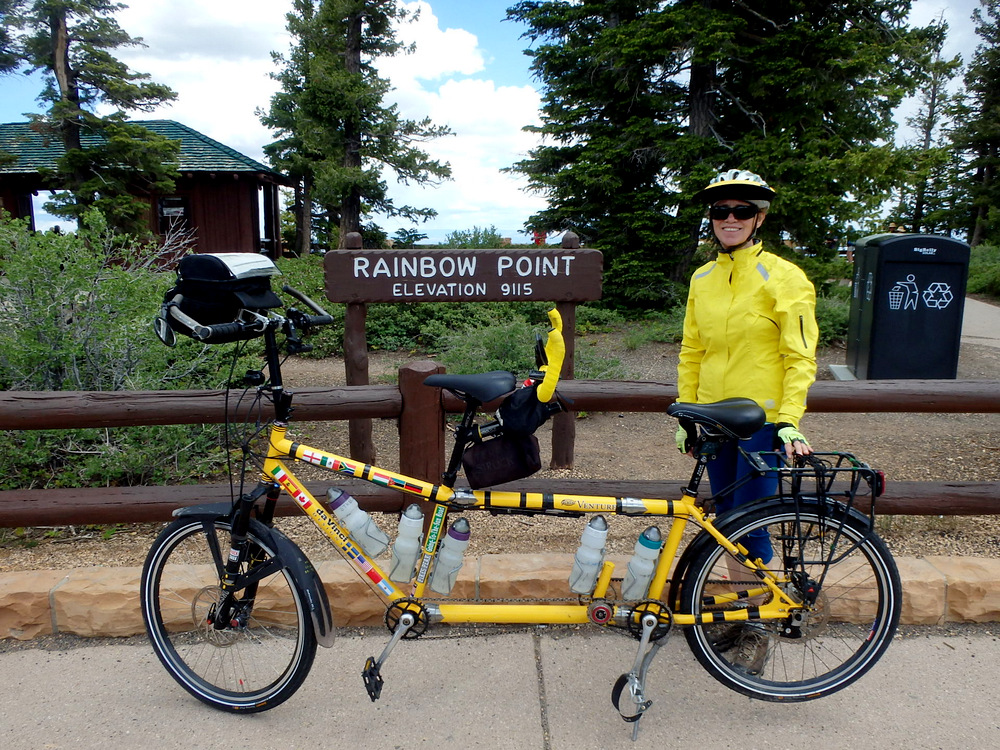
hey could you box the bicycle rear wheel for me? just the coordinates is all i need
[680,499,900,701]
[141,517,317,712]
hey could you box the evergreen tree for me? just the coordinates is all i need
[507,0,940,305]
[2,0,179,235]
[953,0,1000,246]
[261,0,452,250]
[0,0,21,73]
[891,33,963,236]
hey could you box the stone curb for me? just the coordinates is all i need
[2,554,999,640]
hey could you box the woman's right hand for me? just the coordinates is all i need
[675,424,693,456]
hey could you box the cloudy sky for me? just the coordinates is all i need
[0,0,985,240]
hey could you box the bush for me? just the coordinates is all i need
[0,212,246,490]
[815,290,851,346]
[968,244,1000,300]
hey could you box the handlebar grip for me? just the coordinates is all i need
[166,303,265,343]
[536,308,565,403]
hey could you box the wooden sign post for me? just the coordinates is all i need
[324,232,602,471]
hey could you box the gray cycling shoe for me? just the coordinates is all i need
[731,622,771,676]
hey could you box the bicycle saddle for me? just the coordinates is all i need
[424,371,517,403]
[667,398,766,440]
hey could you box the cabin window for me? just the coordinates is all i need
[158,196,190,234]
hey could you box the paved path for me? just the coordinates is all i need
[2,626,998,749]
[962,297,1000,349]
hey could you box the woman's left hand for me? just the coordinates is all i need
[777,424,813,459]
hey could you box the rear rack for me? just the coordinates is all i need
[770,450,884,521]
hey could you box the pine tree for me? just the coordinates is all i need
[891,33,962,236]
[261,0,451,250]
[953,0,1000,246]
[507,0,940,305]
[3,0,179,235]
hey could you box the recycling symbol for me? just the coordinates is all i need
[922,282,954,309]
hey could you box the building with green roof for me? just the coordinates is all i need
[0,119,289,256]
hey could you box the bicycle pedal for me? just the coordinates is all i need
[611,673,651,723]
[362,656,384,702]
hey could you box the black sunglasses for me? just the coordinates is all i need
[709,204,759,221]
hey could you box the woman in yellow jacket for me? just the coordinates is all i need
[677,169,819,565]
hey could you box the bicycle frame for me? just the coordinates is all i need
[145,293,900,727]
[260,421,802,629]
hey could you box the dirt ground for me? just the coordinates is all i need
[1,333,998,571]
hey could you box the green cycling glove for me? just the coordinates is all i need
[776,423,809,447]
[675,424,688,453]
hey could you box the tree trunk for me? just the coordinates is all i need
[339,11,363,246]
[677,43,716,281]
[298,175,313,256]
[49,8,84,187]
[969,164,993,247]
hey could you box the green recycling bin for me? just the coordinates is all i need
[846,233,969,379]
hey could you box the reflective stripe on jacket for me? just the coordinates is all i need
[677,242,818,425]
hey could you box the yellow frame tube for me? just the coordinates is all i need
[261,426,803,626]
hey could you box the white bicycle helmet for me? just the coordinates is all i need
[693,169,776,210]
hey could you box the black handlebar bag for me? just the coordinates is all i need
[164,253,282,335]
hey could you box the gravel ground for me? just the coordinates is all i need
[1,332,998,572]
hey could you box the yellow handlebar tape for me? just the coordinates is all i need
[537,308,564,403]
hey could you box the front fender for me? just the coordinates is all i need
[173,503,335,648]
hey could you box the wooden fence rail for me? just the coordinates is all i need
[0,366,997,527]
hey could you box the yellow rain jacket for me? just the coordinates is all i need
[678,242,818,426]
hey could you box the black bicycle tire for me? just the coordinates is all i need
[680,499,901,701]
[141,517,317,712]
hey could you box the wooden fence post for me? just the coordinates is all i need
[398,361,446,484]
[550,231,581,469]
[343,231,375,465]
[398,360,446,528]
[551,300,577,468]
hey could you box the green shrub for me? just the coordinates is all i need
[622,307,687,349]
[815,291,851,346]
[0,212,246,490]
[968,244,1000,300]
[438,315,536,374]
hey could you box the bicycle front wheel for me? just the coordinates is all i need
[681,500,901,701]
[141,517,317,712]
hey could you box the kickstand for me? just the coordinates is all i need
[362,611,415,702]
[611,612,666,741]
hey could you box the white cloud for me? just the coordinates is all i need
[96,0,544,241]
[109,1,290,162]
[382,2,485,81]
[908,0,982,63]
[376,2,545,240]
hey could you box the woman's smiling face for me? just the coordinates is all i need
[711,200,764,250]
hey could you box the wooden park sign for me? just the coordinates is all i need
[324,245,603,303]
[324,233,601,471]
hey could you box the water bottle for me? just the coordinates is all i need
[568,515,608,594]
[429,518,471,594]
[326,488,389,557]
[621,526,663,601]
[389,504,424,582]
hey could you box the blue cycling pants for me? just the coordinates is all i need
[706,423,779,564]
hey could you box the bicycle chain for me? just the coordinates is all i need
[396,589,670,642]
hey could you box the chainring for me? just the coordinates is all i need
[384,598,430,639]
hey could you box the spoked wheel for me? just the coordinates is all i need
[681,499,901,701]
[141,517,317,712]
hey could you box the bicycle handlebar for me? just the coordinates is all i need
[163,284,335,344]
[282,284,335,327]
[164,300,269,343]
